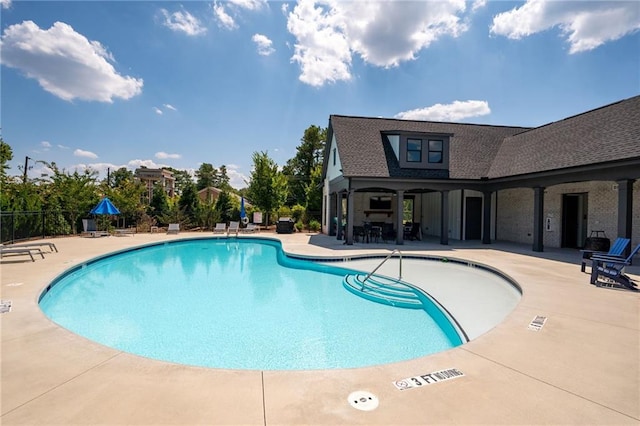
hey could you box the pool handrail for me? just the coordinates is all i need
[361,249,402,291]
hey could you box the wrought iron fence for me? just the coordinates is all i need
[0,210,78,244]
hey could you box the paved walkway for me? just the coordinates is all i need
[1,232,638,425]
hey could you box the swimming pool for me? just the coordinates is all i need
[39,238,506,370]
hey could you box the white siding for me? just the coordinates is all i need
[326,134,343,181]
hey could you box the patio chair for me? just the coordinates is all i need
[242,223,260,233]
[82,219,110,237]
[167,223,180,234]
[405,222,421,241]
[590,243,640,291]
[213,223,227,234]
[580,237,630,272]
[227,221,240,236]
[1,241,58,253]
[1,246,45,262]
[381,224,395,243]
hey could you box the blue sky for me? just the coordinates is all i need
[2,0,639,189]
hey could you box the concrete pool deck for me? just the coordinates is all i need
[1,232,638,425]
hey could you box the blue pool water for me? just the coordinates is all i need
[40,238,461,370]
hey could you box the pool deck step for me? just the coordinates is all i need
[343,274,423,309]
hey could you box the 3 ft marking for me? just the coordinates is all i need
[393,368,464,390]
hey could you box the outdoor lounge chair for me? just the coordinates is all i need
[242,223,260,233]
[590,243,640,291]
[227,221,240,236]
[167,223,180,234]
[114,227,135,237]
[82,219,110,237]
[580,237,630,272]
[1,241,58,253]
[213,223,227,234]
[1,246,45,262]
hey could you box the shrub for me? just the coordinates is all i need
[291,204,305,223]
[308,219,320,232]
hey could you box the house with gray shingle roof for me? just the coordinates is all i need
[321,95,640,252]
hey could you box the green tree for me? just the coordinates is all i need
[218,165,231,191]
[214,190,234,223]
[103,178,145,229]
[195,163,219,190]
[283,125,326,209]
[0,137,13,183]
[45,162,100,233]
[246,151,288,226]
[106,167,134,189]
[148,183,170,224]
[167,167,193,196]
[178,180,199,226]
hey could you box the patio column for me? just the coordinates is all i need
[617,179,634,258]
[482,191,492,244]
[533,186,545,252]
[346,190,355,245]
[396,190,404,245]
[336,192,344,240]
[440,190,449,245]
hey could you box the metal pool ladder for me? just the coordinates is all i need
[361,249,403,291]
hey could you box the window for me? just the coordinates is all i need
[333,148,336,166]
[428,140,443,163]
[407,138,422,162]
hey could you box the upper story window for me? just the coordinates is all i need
[428,140,443,163]
[333,148,336,166]
[407,139,422,162]
[396,133,450,171]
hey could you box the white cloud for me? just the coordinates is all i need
[472,0,486,12]
[395,100,491,121]
[57,144,70,149]
[0,21,143,102]
[214,2,238,30]
[214,0,268,30]
[69,162,121,179]
[225,164,250,189]
[160,8,206,36]
[228,0,266,12]
[286,0,469,86]
[490,0,640,54]
[74,148,98,159]
[40,141,52,150]
[155,152,181,159]
[163,103,177,111]
[252,34,275,56]
[153,107,163,115]
[1,0,12,9]
[128,159,164,169]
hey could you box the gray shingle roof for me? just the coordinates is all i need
[487,95,640,178]
[329,95,640,181]
[329,115,529,179]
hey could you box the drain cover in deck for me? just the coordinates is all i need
[348,391,379,411]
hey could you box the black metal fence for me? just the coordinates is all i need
[1,210,78,244]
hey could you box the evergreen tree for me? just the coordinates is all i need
[149,183,170,224]
[214,190,234,223]
[283,125,326,208]
[178,180,199,225]
[195,163,219,190]
[246,151,288,226]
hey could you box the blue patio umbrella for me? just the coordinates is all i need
[240,197,247,223]
[90,197,121,215]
